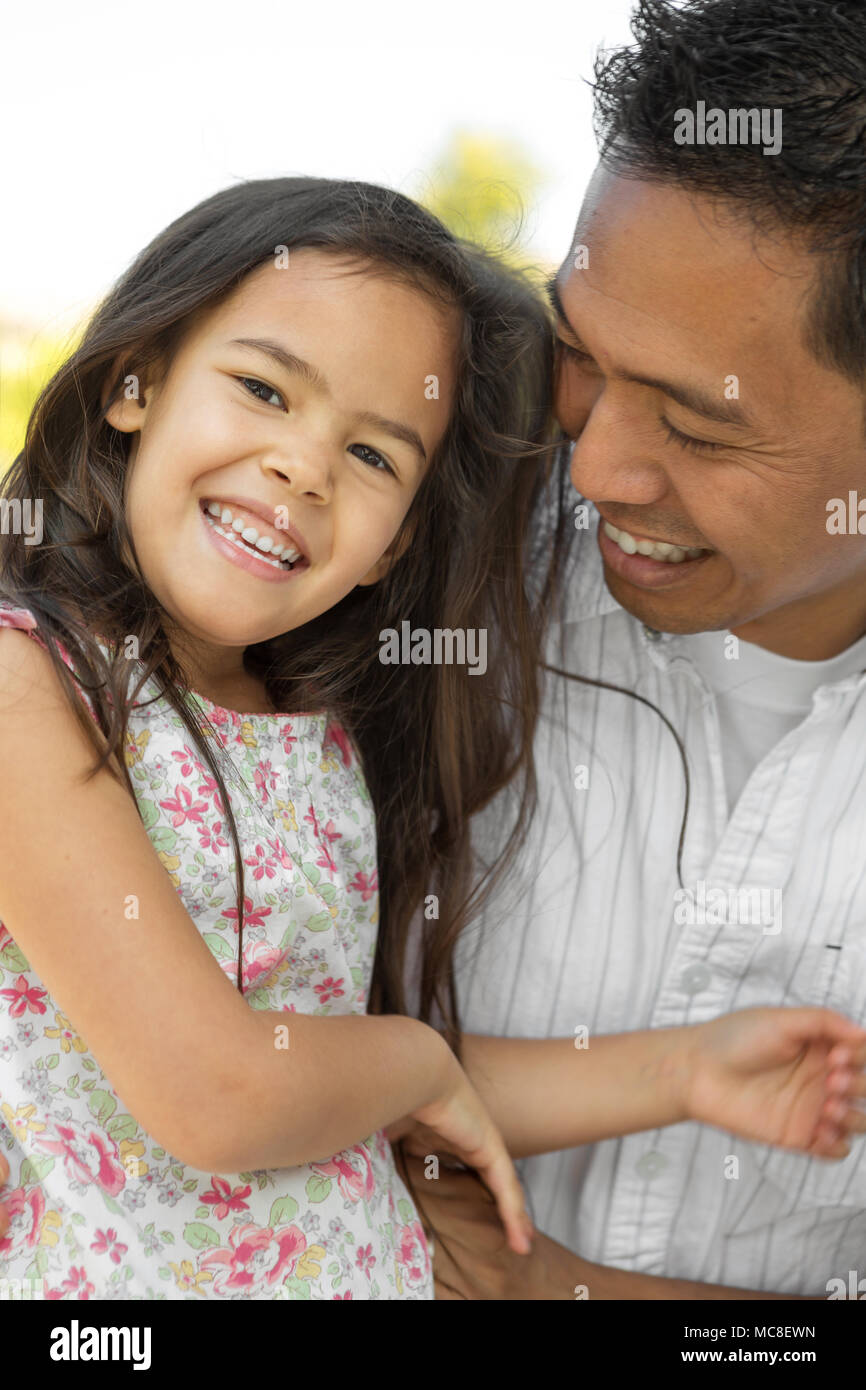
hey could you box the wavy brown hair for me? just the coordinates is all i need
[0,176,564,1058]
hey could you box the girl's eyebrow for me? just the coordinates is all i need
[228,336,427,464]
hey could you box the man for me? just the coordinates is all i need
[404,0,866,1298]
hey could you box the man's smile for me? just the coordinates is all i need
[598,515,715,590]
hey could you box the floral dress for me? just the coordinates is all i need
[0,603,431,1300]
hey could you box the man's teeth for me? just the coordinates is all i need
[603,521,706,564]
[204,501,301,566]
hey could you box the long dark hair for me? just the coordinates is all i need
[0,176,563,1057]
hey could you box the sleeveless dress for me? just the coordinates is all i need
[0,603,432,1300]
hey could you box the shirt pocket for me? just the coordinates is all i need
[733,935,866,1219]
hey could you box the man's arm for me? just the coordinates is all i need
[400,1156,819,1300]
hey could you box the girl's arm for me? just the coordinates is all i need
[0,628,455,1173]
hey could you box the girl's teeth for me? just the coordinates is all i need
[603,520,706,565]
[201,500,302,568]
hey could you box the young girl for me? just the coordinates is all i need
[0,178,863,1302]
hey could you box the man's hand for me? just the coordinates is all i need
[395,1151,811,1300]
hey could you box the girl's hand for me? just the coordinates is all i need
[385,1061,534,1256]
[686,1007,866,1157]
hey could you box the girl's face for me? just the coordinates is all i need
[107,250,458,675]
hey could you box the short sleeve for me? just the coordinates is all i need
[0,600,102,729]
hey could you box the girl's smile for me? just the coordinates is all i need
[199,498,310,584]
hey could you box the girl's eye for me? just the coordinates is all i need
[238,376,285,409]
[662,420,726,455]
[348,443,394,475]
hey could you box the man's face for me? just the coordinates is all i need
[553,165,866,656]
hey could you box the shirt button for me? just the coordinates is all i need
[681,963,712,994]
[643,624,661,641]
[636,1150,668,1179]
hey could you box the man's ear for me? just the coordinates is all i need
[356,519,416,587]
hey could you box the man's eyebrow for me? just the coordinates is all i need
[228,337,427,464]
[544,275,753,429]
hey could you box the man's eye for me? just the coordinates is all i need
[556,339,596,367]
[349,443,394,475]
[662,420,726,455]
[238,376,285,408]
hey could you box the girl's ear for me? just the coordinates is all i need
[101,355,160,431]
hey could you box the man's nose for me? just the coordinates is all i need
[569,394,667,507]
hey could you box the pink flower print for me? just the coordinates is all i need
[0,974,48,1018]
[278,721,297,756]
[199,819,229,854]
[321,818,342,847]
[396,1220,431,1291]
[0,1185,45,1258]
[333,1289,354,1299]
[171,743,203,778]
[221,897,272,935]
[90,1228,129,1264]
[355,1243,376,1277]
[199,1221,307,1295]
[201,1175,252,1220]
[310,1145,375,1205]
[316,819,342,875]
[268,836,293,870]
[348,869,378,903]
[33,1122,126,1196]
[324,721,353,767]
[45,1266,95,1300]
[253,759,279,804]
[313,976,345,1004]
[243,940,284,989]
[243,840,290,882]
[160,782,208,828]
[316,843,337,876]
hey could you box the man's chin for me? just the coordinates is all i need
[602,564,732,636]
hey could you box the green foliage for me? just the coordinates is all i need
[415,129,549,275]
[0,322,82,475]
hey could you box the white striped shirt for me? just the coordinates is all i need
[452,500,866,1296]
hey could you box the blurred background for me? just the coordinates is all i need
[0,0,637,471]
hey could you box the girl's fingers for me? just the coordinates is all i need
[0,1152,8,1183]
[809,1122,850,1159]
[477,1147,533,1255]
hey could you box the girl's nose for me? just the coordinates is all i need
[262,447,334,505]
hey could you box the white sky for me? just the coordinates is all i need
[1,0,638,332]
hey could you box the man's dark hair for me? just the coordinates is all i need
[592,0,866,384]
